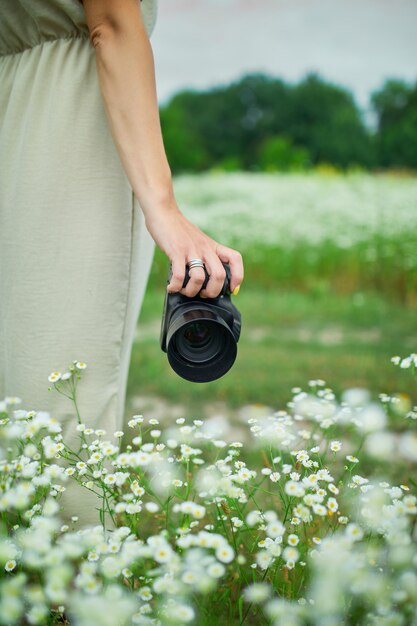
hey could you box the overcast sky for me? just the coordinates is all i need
[151,0,417,114]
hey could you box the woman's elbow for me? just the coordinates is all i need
[89,20,118,50]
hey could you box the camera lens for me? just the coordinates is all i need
[165,308,238,382]
[183,322,210,348]
[174,320,225,364]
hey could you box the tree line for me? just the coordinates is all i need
[158,73,417,173]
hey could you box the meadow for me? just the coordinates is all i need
[1,171,416,626]
[1,357,416,625]
[127,171,417,418]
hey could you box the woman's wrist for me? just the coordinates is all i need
[133,165,173,207]
[137,181,182,224]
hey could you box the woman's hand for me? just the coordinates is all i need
[144,203,244,299]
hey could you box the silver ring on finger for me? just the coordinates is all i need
[187,258,205,270]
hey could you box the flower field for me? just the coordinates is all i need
[1,172,416,624]
[174,171,417,248]
[162,171,417,301]
[131,172,417,412]
[1,358,416,625]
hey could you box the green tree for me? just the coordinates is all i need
[159,72,377,173]
[287,73,374,168]
[159,97,209,172]
[258,136,311,171]
[371,78,417,169]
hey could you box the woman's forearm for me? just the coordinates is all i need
[82,0,244,297]
[89,6,176,218]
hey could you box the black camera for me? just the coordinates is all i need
[160,262,242,382]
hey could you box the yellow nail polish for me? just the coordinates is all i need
[232,285,240,296]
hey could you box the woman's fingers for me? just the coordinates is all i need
[215,244,244,292]
[199,254,227,298]
[166,238,243,299]
[181,262,205,297]
[182,244,242,299]
[167,255,206,297]
[167,258,186,293]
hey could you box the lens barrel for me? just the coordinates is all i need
[166,308,237,383]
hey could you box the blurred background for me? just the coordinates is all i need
[126,0,417,422]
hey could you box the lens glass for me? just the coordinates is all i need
[167,313,238,381]
[183,322,210,348]
[172,320,225,364]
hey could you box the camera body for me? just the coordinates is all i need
[160,263,241,382]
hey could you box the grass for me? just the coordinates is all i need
[124,172,417,419]
[126,285,417,417]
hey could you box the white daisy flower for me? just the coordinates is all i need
[173,605,195,622]
[255,550,273,570]
[283,546,299,562]
[287,534,299,546]
[269,472,281,482]
[5,397,22,407]
[232,517,244,528]
[316,469,334,482]
[327,497,338,512]
[153,545,173,563]
[215,544,235,563]
[400,357,412,369]
[312,504,327,516]
[303,474,319,487]
[246,510,262,527]
[101,443,117,456]
[4,560,16,572]
[266,520,285,539]
[138,586,153,601]
[144,502,159,514]
[207,562,225,578]
[345,523,364,541]
[48,371,62,383]
[351,475,368,486]
[285,480,305,497]
[243,582,271,603]
[87,453,103,465]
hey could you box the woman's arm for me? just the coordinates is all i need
[81,0,243,298]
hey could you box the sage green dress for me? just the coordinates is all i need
[0,0,158,526]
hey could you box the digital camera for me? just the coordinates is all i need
[160,262,242,382]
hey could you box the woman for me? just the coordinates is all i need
[0,0,243,527]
